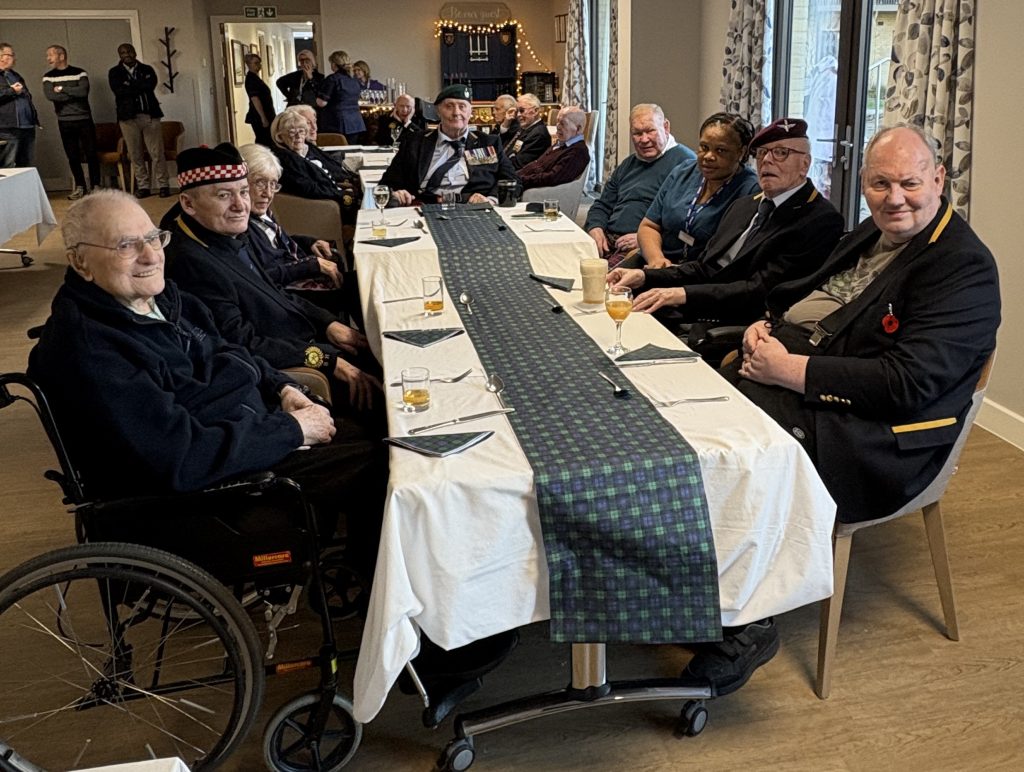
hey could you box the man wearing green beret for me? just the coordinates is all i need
[381,83,516,206]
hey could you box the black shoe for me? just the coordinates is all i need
[398,629,520,727]
[135,188,151,199]
[159,187,171,198]
[681,618,779,697]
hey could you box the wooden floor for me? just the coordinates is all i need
[2,198,1023,771]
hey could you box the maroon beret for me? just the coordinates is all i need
[750,118,809,149]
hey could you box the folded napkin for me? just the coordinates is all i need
[384,431,493,458]
[357,236,422,248]
[382,328,465,347]
[614,343,701,363]
[362,164,391,170]
[529,273,575,292]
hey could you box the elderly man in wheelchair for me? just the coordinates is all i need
[0,188,386,771]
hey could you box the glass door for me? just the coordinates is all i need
[771,0,898,228]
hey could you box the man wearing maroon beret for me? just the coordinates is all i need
[609,117,843,343]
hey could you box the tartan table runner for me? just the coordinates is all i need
[424,205,720,643]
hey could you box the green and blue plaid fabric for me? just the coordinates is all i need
[423,205,721,643]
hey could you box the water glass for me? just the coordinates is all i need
[441,190,459,210]
[423,276,444,316]
[580,257,607,304]
[543,199,559,222]
[401,367,431,412]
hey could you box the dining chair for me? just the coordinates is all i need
[93,122,128,191]
[272,193,350,269]
[816,350,996,699]
[315,132,348,147]
[521,160,591,223]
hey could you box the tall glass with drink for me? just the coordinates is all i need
[580,257,607,304]
[372,184,390,237]
[543,199,559,222]
[605,286,632,355]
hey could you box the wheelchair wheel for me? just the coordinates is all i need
[0,542,265,771]
[262,691,362,771]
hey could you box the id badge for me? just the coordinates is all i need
[678,230,695,246]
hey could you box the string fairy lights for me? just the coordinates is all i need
[433,18,549,85]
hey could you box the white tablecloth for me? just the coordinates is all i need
[75,757,190,772]
[0,167,57,246]
[351,204,835,723]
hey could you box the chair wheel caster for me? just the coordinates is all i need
[263,690,362,771]
[676,699,708,737]
[436,737,475,771]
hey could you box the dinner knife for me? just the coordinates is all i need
[407,408,516,435]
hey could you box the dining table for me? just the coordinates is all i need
[350,202,835,751]
[0,167,57,266]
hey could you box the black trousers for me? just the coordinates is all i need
[58,119,100,189]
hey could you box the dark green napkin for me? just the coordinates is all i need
[529,273,575,292]
[382,328,465,347]
[384,431,493,457]
[614,343,701,363]
[358,236,422,248]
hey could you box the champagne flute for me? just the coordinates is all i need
[373,184,390,221]
[605,286,632,356]
[390,124,402,146]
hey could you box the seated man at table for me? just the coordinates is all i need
[518,106,590,191]
[583,104,695,266]
[380,83,516,206]
[162,143,382,415]
[27,189,385,575]
[374,93,424,146]
[693,126,1000,693]
[607,118,843,338]
[490,93,519,147]
[504,92,552,169]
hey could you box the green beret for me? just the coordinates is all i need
[435,84,472,104]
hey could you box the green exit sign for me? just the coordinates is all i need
[243,6,277,18]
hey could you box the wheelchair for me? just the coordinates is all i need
[0,372,365,772]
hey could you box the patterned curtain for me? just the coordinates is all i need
[718,0,770,128]
[602,1,619,182]
[562,0,591,108]
[884,0,975,217]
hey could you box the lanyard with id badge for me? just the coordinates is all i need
[678,177,730,258]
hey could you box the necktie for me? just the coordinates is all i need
[267,216,299,261]
[237,243,260,274]
[424,139,464,194]
[746,198,775,241]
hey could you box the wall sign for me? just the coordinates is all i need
[243,6,277,19]
[439,3,511,23]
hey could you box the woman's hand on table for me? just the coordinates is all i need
[633,287,685,312]
[333,359,383,410]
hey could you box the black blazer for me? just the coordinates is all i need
[642,180,843,324]
[163,210,345,371]
[379,128,516,202]
[726,199,1001,523]
[275,69,324,107]
[272,144,360,213]
[107,61,163,121]
[374,114,426,146]
[247,216,322,287]
[504,120,553,168]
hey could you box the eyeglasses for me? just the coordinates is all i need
[286,129,308,138]
[250,178,282,192]
[75,229,171,259]
[754,146,809,161]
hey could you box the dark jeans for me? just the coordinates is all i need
[58,119,100,189]
[0,127,35,168]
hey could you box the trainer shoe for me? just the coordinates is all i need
[67,187,85,200]
[681,618,779,696]
[135,188,151,199]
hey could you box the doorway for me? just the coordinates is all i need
[772,0,897,228]
[211,18,318,146]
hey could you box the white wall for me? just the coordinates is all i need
[970,1,1023,449]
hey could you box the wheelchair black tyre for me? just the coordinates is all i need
[0,542,265,771]
[262,691,362,772]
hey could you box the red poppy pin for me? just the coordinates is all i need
[882,302,899,334]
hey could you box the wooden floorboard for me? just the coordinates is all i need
[2,196,1023,771]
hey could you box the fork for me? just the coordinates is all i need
[651,396,730,407]
[388,368,474,387]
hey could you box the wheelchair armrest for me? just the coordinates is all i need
[84,471,280,515]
